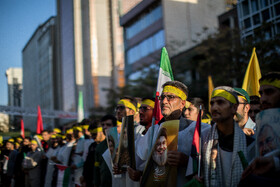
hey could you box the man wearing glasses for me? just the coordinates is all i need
[135,81,210,186]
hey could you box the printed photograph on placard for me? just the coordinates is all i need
[141,120,180,187]
[255,108,280,156]
[106,126,119,164]
[116,115,135,171]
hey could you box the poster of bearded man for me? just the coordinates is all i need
[106,127,119,165]
[141,120,179,187]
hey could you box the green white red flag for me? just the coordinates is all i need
[56,164,71,187]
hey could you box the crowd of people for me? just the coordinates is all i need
[0,72,279,187]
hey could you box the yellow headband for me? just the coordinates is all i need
[66,129,73,134]
[211,89,237,104]
[238,95,247,102]
[82,125,89,130]
[51,134,57,139]
[36,135,43,140]
[162,85,187,100]
[8,138,14,143]
[53,128,61,133]
[118,99,136,112]
[73,126,83,132]
[117,121,122,126]
[31,140,38,145]
[260,79,280,89]
[141,99,155,108]
[90,127,103,133]
[185,101,191,108]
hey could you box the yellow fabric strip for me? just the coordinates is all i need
[90,127,103,133]
[211,89,237,104]
[185,101,191,108]
[260,79,280,89]
[118,99,136,112]
[82,125,89,130]
[162,85,187,100]
[117,121,122,126]
[142,99,155,108]
[94,161,100,167]
[73,126,83,132]
[66,129,73,134]
[31,140,38,145]
[238,95,247,102]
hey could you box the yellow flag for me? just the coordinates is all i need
[242,48,262,96]
[208,76,214,112]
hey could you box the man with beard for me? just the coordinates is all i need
[248,96,261,122]
[241,72,280,186]
[233,88,256,136]
[202,86,255,187]
[136,81,210,186]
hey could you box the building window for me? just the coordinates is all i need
[260,0,269,8]
[127,30,165,64]
[262,9,270,22]
[126,5,162,40]
[251,0,259,13]
[276,22,280,34]
[275,3,280,16]
[253,13,261,25]
[242,1,250,16]
[244,18,251,29]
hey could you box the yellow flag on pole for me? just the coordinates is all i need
[208,76,214,112]
[242,47,262,96]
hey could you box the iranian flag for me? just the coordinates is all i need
[153,47,174,124]
[56,164,71,187]
[150,47,174,151]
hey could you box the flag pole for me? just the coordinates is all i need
[198,105,202,177]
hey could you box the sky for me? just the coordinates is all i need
[0,0,56,105]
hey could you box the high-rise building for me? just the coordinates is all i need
[5,68,22,130]
[120,0,231,81]
[237,0,280,40]
[22,17,58,130]
[57,0,125,114]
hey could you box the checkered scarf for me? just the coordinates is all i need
[203,122,247,187]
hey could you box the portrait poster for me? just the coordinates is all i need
[255,108,280,157]
[115,115,136,171]
[141,120,180,187]
[106,126,119,165]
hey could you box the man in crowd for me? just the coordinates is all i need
[233,88,256,136]
[136,80,210,186]
[94,114,117,187]
[23,139,43,187]
[203,86,255,187]
[184,97,205,121]
[3,139,18,187]
[248,95,261,122]
[241,72,280,186]
[116,96,145,137]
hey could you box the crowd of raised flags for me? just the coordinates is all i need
[0,47,279,187]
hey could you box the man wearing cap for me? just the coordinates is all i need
[233,88,256,136]
[23,139,43,187]
[202,86,255,187]
[136,81,210,186]
[94,114,117,187]
[240,72,280,186]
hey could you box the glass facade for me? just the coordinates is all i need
[59,0,76,112]
[238,0,280,38]
[127,30,165,64]
[126,5,162,40]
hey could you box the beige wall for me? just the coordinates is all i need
[163,0,227,56]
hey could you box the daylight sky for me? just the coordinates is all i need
[0,0,56,105]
